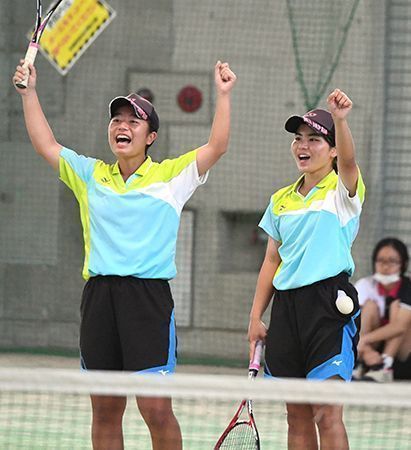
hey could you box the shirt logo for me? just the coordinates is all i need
[100,177,110,183]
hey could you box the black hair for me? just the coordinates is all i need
[327,135,337,173]
[144,124,157,155]
[372,237,409,275]
[332,156,338,173]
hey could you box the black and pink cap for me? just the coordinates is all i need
[284,109,335,147]
[109,93,159,132]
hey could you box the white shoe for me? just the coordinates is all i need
[363,367,393,383]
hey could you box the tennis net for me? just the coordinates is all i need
[1,368,410,449]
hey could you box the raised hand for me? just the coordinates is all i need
[327,88,352,120]
[215,60,237,94]
[13,61,37,94]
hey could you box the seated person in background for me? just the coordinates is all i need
[355,237,411,382]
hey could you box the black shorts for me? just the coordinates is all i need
[79,275,177,373]
[264,273,360,381]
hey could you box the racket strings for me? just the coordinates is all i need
[218,422,258,449]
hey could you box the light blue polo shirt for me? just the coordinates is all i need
[259,169,365,290]
[59,147,207,280]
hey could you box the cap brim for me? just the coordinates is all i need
[284,116,305,134]
[109,97,132,118]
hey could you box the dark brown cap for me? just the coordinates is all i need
[109,93,159,132]
[285,109,335,146]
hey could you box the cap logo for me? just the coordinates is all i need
[128,98,148,121]
[305,112,317,117]
[303,117,329,135]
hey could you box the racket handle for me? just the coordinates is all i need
[15,43,39,89]
[249,340,263,374]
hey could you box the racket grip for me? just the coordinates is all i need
[249,340,263,372]
[15,43,39,89]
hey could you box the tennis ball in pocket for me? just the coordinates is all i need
[335,290,354,314]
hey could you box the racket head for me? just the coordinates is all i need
[32,0,43,42]
[17,0,64,89]
[215,413,260,449]
[34,0,65,42]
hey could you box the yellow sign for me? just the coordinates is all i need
[37,0,116,75]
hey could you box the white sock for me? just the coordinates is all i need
[382,354,394,369]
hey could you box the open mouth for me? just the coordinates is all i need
[116,134,131,144]
[298,153,310,161]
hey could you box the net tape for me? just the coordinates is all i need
[1,368,410,407]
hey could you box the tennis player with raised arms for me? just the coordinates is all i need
[13,59,236,449]
[248,89,365,449]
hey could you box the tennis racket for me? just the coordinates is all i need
[16,0,65,89]
[214,341,263,449]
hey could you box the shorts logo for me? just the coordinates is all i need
[158,369,169,375]
[331,360,343,366]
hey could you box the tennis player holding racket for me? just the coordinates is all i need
[13,60,236,450]
[248,89,364,450]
